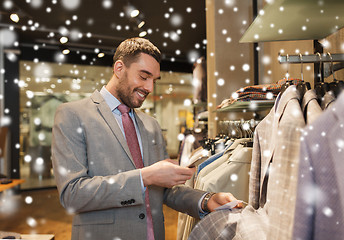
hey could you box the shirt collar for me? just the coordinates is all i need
[99,86,135,116]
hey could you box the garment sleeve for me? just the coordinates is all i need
[163,185,206,219]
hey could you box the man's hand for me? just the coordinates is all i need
[204,192,243,212]
[141,159,196,188]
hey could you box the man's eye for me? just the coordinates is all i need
[140,75,147,80]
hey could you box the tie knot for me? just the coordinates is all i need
[117,104,130,114]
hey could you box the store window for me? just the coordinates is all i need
[19,60,193,189]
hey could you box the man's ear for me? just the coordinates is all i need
[113,60,125,78]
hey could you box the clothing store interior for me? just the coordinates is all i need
[1,0,344,239]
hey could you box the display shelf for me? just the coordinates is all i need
[21,234,54,240]
[240,0,344,43]
[216,100,275,112]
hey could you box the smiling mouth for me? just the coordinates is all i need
[136,90,148,99]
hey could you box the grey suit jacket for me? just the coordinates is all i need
[52,90,205,240]
[293,92,344,240]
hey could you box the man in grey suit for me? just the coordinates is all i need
[52,37,240,240]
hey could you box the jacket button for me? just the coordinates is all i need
[139,213,145,219]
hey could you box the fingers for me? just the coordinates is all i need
[188,166,197,174]
[235,201,244,208]
[178,167,196,177]
[207,192,245,212]
[142,159,196,188]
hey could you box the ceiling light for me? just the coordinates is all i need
[130,9,139,18]
[139,31,147,37]
[10,13,20,23]
[62,49,70,54]
[138,21,145,28]
[60,36,69,44]
[97,53,105,58]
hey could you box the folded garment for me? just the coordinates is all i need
[0,231,21,239]
[217,78,302,108]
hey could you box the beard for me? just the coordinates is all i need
[116,87,145,108]
[115,72,147,108]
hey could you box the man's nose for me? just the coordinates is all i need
[143,79,154,93]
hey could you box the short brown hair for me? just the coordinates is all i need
[113,37,161,67]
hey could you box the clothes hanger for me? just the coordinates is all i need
[236,121,244,139]
[280,54,294,95]
[328,52,338,95]
[327,52,344,97]
[228,121,237,140]
[296,53,311,102]
[314,52,329,101]
[241,121,254,147]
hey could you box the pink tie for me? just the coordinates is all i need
[117,104,155,240]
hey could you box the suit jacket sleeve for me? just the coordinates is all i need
[164,185,205,219]
[52,103,144,214]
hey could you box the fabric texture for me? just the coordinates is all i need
[293,92,344,240]
[189,205,268,240]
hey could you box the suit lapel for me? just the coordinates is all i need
[134,110,150,167]
[90,90,136,168]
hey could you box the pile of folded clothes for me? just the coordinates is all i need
[217,78,302,109]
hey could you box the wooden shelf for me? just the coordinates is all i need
[0,179,25,192]
[216,100,275,112]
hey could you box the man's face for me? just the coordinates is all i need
[115,53,160,108]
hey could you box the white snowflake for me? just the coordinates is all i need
[229,173,238,182]
[61,0,80,10]
[336,139,344,149]
[25,196,33,204]
[27,217,38,228]
[322,207,334,217]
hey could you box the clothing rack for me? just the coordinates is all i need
[279,53,344,85]
[218,119,258,139]
[278,53,344,64]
